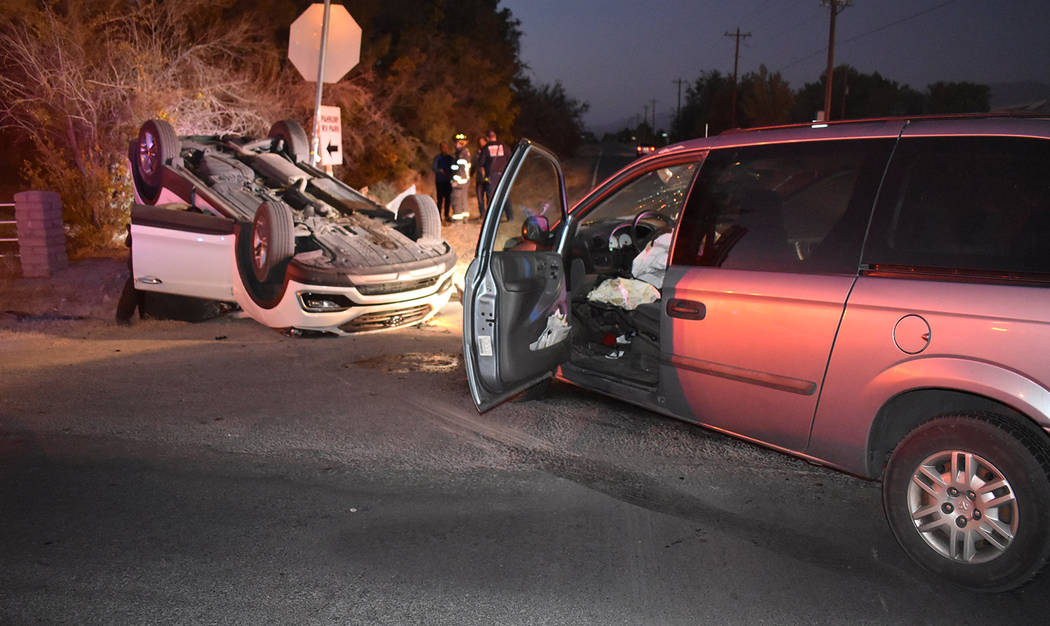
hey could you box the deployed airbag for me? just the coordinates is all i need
[631,233,672,288]
[587,277,659,311]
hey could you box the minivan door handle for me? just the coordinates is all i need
[667,298,706,320]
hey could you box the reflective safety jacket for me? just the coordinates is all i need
[451,146,472,187]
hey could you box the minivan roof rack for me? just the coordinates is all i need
[721,111,1050,135]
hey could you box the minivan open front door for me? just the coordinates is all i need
[463,140,570,411]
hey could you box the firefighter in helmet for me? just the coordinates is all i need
[449,132,471,221]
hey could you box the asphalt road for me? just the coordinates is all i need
[3,304,1050,623]
[585,142,639,190]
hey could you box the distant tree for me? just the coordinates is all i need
[793,66,924,122]
[338,0,524,185]
[792,66,989,121]
[925,81,990,114]
[514,80,589,157]
[739,65,793,127]
[670,70,734,140]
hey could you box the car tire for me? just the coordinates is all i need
[251,201,295,283]
[135,119,180,201]
[397,194,442,242]
[115,276,141,325]
[268,120,310,164]
[883,413,1050,591]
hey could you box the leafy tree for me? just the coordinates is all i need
[793,66,916,121]
[792,66,986,122]
[514,80,589,158]
[925,81,990,114]
[739,65,794,127]
[670,70,733,140]
[345,0,523,179]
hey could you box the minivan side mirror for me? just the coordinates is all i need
[521,214,551,243]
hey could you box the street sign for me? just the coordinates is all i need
[289,3,362,84]
[317,105,343,166]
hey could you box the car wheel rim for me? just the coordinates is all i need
[906,449,1018,564]
[139,131,158,176]
[253,218,268,270]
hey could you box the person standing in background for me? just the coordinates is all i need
[472,136,488,218]
[432,142,454,223]
[480,130,509,218]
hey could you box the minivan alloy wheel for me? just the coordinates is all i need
[906,449,1017,563]
[884,414,1050,591]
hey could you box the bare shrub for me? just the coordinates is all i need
[0,0,285,252]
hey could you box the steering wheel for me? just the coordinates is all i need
[631,210,673,250]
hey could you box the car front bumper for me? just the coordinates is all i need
[234,269,456,334]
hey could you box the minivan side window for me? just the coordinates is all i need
[863,137,1050,278]
[672,139,894,274]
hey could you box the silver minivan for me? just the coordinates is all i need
[462,116,1050,591]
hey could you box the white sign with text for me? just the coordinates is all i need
[317,105,343,166]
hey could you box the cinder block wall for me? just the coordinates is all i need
[14,191,67,278]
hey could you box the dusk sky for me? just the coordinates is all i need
[500,0,1050,131]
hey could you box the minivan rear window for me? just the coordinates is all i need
[864,136,1050,278]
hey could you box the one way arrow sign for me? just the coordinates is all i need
[317,105,342,166]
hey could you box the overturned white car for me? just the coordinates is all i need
[124,118,456,333]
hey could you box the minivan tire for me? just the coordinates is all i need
[883,413,1050,591]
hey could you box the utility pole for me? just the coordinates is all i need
[649,98,657,130]
[672,78,684,125]
[724,27,751,128]
[822,0,850,121]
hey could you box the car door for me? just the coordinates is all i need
[463,140,569,411]
[130,204,237,302]
[664,138,896,451]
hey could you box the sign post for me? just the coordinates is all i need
[288,2,362,166]
[310,1,332,167]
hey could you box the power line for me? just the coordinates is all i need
[777,0,960,74]
[838,0,959,47]
[672,78,685,122]
[743,0,806,34]
[737,0,778,25]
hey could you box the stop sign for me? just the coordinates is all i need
[289,3,362,83]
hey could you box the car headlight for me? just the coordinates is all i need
[298,292,353,313]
